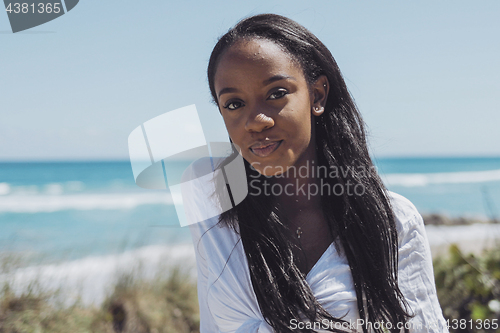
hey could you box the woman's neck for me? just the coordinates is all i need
[272,157,323,217]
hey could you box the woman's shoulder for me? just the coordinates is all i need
[386,191,425,243]
[188,216,226,243]
[188,215,240,254]
[387,191,420,220]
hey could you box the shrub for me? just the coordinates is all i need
[434,243,500,333]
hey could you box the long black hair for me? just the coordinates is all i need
[207,14,412,333]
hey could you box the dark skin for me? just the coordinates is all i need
[280,196,334,277]
[214,38,333,276]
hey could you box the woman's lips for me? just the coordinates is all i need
[250,140,283,157]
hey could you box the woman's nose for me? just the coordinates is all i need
[244,109,275,133]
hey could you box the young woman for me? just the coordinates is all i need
[189,14,447,333]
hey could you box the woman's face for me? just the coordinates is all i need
[214,38,328,177]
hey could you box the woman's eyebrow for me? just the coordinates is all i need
[262,74,296,86]
[218,87,238,98]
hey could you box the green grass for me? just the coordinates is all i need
[0,263,199,333]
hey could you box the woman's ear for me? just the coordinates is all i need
[311,75,329,117]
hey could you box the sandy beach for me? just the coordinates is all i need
[425,223,500,258]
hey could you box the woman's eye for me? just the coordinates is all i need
[268,89,288,100]
[223,101,244,111]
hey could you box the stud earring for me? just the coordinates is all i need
[313,106,323,114]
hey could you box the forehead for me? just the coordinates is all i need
[214,38,304,90]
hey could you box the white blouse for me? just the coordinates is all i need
[188,191,448,333]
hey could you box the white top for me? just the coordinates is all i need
[188,191,448,333]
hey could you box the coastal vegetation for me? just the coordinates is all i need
[0,264,200,333]
[434,243,500,333]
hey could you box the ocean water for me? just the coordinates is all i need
[1,157,500,264]
[376,157,500,219]
[0,161,190,264]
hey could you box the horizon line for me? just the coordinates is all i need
[1,154,500,163]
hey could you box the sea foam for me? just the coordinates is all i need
[383,168,500,187]
[0,192,176,213]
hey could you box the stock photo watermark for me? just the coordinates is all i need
[3,0,79,33]
[248,161,377,199]
[289,318,445,331]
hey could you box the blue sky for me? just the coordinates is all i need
[1,0,499,160]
